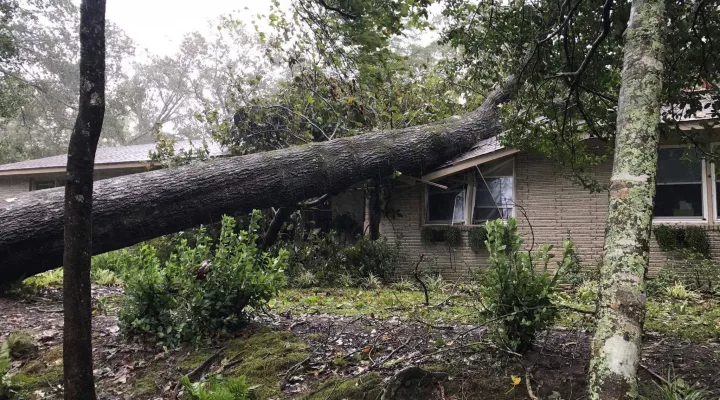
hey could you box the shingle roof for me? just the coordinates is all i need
[0,141,226,173]
[438,135,505,168]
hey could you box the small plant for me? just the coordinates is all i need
[362,273,382,290]
[477,218,575,353]
[424,274,449,293]
[664,282,700,300]
[468,227,488,253]
[5,331,36,359]
[421,226,462,246]
[647,268,677,296]
[575,280,599,304]
[391,278,416,291]
[641,368,712,400]
[91,268,123,286]
[293,269,319,288]
[343,236,400,281]
[181,375,256,400]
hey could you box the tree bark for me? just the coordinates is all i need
[0,65,525,284]
[63,1,105,399]
[588,0,664,398]
[261,207,296,250]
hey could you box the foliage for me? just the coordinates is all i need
[647,268,678,297]
[654,226,710,257]
[284,233,399,287]
[468,227,488,253]
[654,254,720,294]
[575,280,599,304]
[477,218,575,353]
[181,375,256,400]
[120,213,287,346]
[420,226,462,247]
[391,278,416,292]
[664,282,700,301]
[4,331,35,359]
[641,369,713,400]
[90,268,123,286]
[342,236,399,281]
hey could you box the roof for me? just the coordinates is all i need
[0,140,226,175]
[438,135,505,168]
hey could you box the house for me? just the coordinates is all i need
[0,141,224,198]
[332,122,720,280]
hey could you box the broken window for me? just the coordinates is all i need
[426,177,466,224]
[473,160,514,224]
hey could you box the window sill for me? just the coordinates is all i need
[422,223,488,231]
[652,218,707,225]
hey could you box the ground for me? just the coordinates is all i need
[0,285,718,399]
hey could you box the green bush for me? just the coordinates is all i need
[181,375,256,400]
[654,225,710,257]
[477,218,575,353]
[684,227,710,256]
[420,226,462,246]
[343,236,399,281]
[468,227,488,253]
[120,212,286,346]
[654,225,685,252]
[283,233,399,287]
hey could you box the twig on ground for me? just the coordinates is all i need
[282,355,312,384]
[525,368,539,400]
[185,346,227,382]
[640,363,670,385]
[414,319,455,331]
[413,255,429,306]
[288,320,307,331]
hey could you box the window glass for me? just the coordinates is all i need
[32,181,56,191]
[657,147,702,184]
[654,148,704,218]
[427,180,466,223]
[474,176,513,224]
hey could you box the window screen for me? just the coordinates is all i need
[473,176,513,224]
[32,180,57,191]
[654,148,704,218]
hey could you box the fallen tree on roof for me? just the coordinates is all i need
[0,71,523,285]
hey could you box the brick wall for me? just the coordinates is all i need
[371,152,716,280]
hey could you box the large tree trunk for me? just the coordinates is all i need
[63,1,105,399]
[0,69,525,284]
[588,0,665,398]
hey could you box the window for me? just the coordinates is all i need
[31,180,57,191]
[654,147,705,219]
[426,177,466,224]
[425,159,514,225]
[473,162,514,224]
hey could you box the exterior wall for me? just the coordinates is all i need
[0,166,148,201]
[372,152,720,280]
[0,177,30,199]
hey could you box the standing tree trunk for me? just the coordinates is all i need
[63,1,105,399]
[588,0,664,398]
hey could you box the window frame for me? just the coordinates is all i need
[711,142,720,223]
[30,179,59,191]
[423,158,515,227]
[653,144,708,224]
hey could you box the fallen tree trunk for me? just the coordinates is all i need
[0,71,523,284]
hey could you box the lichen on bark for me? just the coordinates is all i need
[588,0,665,398]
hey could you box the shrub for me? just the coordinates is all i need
[283,233,399,287]
[181,375,255,400]
[91,268,123,286]
[468,227,487,253]
[120,212,286,346]
[420,226,462,246]
[477,218,575,353]
[654,225,710,257]
[342,236,399,281]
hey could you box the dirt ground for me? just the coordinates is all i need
[1,287,718,399]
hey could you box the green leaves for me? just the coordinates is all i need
[119,213,287,347]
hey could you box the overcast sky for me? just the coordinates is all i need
[105,1,274,56]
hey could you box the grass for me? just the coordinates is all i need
[272,287,720,341]
[4,346,63,397]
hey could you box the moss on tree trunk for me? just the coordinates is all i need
[588,0,665,398]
